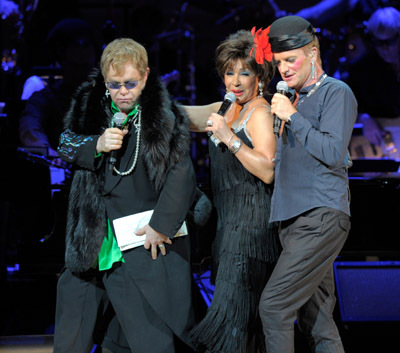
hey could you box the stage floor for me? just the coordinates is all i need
[1,266,399,353]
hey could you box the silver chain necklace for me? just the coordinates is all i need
[113,108,142,176]
[297,73,327,106]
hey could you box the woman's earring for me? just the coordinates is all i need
[258,82,264,98]
[105,89,110,98]
[311,60,316,80]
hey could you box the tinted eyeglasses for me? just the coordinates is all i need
[105,81,139,90]
[371,34,399,47]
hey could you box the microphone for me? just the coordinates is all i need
[109,112,126,170]
[217,91,236,116]
[209,91,236,146]
[273,81,289,136]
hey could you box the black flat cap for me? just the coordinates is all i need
[269,16,315,53]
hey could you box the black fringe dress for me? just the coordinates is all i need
[191,111,280,353]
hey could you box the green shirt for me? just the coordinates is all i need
[97,220,125,271]
[96,101,140,271]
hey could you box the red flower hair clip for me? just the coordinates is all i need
[250,26,273,64]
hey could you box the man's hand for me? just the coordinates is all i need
[271,93,297,122]
[135,224,172,260]
[96,128,128,154]
[360,113,383,146]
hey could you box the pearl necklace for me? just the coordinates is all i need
[113,107,142,176]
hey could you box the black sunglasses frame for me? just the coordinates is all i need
[105,81,139,90]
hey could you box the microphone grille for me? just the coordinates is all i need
[112,112,126,125]
[276,81,289,93]
[224,91,236,103]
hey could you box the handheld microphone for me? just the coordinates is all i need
[109,112,126,171]
[273,81,289,136]
[217,91,236,116]
[209,91,236,146]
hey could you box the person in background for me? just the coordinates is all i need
[18,18,98,159]
[347,7,400,148]
[184,29,279,353]
[293,0,387,27]
[53,37,196,353]
[258,15,357,353]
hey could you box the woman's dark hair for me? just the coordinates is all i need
[215,30,274,92]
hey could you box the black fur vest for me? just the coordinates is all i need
[62,69,191,272]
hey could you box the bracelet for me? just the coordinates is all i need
[229,138,242,154]
[227,134,236,149]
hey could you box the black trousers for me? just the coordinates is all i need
[53,264,176,353]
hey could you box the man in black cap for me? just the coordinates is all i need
[258,16,357,352]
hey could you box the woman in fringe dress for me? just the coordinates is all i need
[184,29,280,353]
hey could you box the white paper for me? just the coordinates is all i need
[112,210,187,251]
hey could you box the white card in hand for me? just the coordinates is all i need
[112,210,187,251]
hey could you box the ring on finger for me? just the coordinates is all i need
[158,244,165,249]
[207,120,213,127]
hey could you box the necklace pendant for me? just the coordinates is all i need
[135,123,141,133]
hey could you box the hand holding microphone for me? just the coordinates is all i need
[96,116,127,156]
[207,91,236,146]
[272,81,289,136]
[108,112,126,170]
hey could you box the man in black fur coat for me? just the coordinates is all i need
[54,38,197,353]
